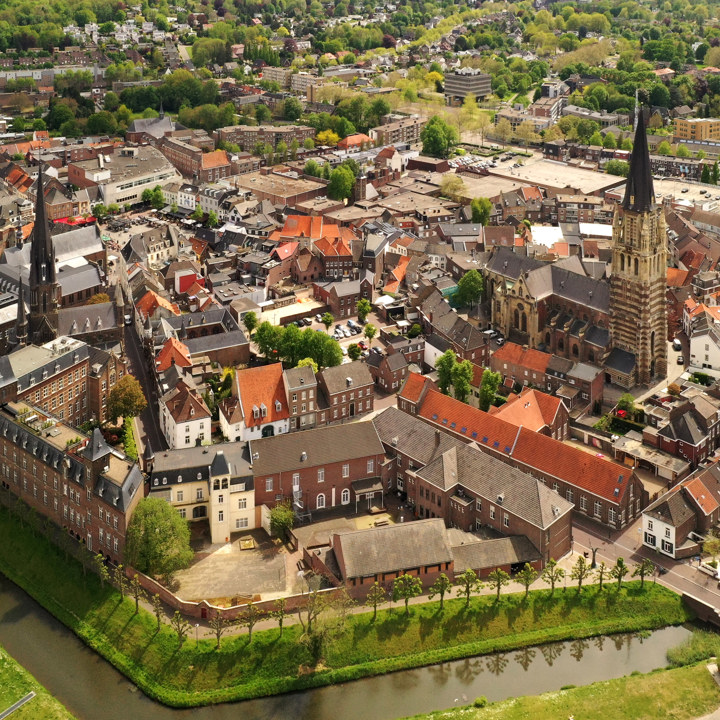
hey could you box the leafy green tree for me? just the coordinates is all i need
[392,573,423,614]
[588,131,604,147]
[269,501,294,539]
[429,573,452,610]
[151,593,163,631]
[170,611,190,647]
[702,164,712,184]
[297,357,319,374]
[517,563,538,598]
[321,312,334,331]
[455,568,481,607]
[243,311,258,337]
[304,159,321,177]
[436,349,456,395]
[632,558,655,589]
[238,602,265,642]
[656,140,672,156]
[421,115,459,158]
[479,369,501,412]
[595,561,608,591]
[541,559,564,595]
[363,323,377,347]
[451,359,474,404]
[487,568,510,600]
[603,132,617,149]
[124,497,193,581]
[408,323,422,339]
[605,160,629,177]
[94,553,109,589]
[327,165,355,201]
[209,613,231,650]
[207,211,218,228]
[348,343,361,361]
[455,269,484,309]
[365,581,387,620]
[284,97,303,121]
[129,574,144,614]
[611,557,630,590]
[357,298,372,322]
[113,563,128,597]
[571,555,591,592]
[676,144,690,158]
[470,197,492,226]
[255,321,283,358]
[191,206,204,221]
[273,597,288,636]
[617,393,635,414]
[107,374,147,423]
[713,162,719,185]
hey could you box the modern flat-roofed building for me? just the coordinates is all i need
[369,116,426,146]
[444,68,492,105]
[675,117,720,142]
[216,124,316,151]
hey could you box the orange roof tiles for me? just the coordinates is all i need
[683,477,720,515]
[667,267,690,287]
[136,290,181,320]
[201,150,230,169]
[492,342,550,375]
[272,242,299,260]
[156,337,192,372]
[398,372,431,404]
[337,133,372,149]
[236,363,290,428]
[418,389,630,503]
[384,255,410,293]
[491,388,563,433]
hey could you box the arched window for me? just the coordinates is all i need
[545,332,551,346]
[316,493,325,510]
[572,344,579,357]
[634,257,639,275]
[192,506,207,519]
[513,309,520,329]
[558,338,564,351]
[620,254,625,272]
[521,312,527,333]
[341,489,350,505]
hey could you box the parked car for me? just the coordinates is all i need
[302,317,312,326]
[315,313,323,323]
[677,355,684,365]
[358,341,367,350]
[496,337,505,347]
[343,327,352,338]
[371,346,382,355]
[672,338,682,351]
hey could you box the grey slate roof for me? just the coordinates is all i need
[57,264,103,296]
[644,485,695,528]
[250,421,384,476]
[58,303,119,337]
[333,518,452,579]
[318,361,373,395]
[485,246,544,280]
[604,347,636,375]
[150,443,253,487]
[451,535,542,573]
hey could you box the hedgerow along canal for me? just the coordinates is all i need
[0,574,692,720]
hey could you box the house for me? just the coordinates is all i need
[159,378,212,449]
[488,387,569,440]
[316,361,374,424]
[365,351,409,392]
[312,273,373,319]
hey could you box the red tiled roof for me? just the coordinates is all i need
[683,477,720,515]
[418,389,630,503]
[201,150,230,169]
[667,267,690,287]
[136,290,180,320]
[272,242,299,260]
[337,133,372,149]
[156,337,192,372]
[491,388,563,433]
[491,342,550,375]
[236,363,289,428]
[398,372,430,404]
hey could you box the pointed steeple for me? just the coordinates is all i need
[15,277,27,348]
[622,109,655,213]
[158,100,165,120]
[28,165,56,288]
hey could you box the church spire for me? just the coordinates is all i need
[15,276,27,348]
[622,109,655,213]
[28,165,56,288]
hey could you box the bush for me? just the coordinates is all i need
[122,417,138,461]
[474,696,488,708]
[667,630,720,668]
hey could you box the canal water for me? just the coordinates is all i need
[0,574,692,720]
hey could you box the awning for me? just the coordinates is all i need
[352,477,383,496]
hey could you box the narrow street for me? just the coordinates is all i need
[123,324,167,455]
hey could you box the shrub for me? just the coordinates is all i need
[473,696,488,708]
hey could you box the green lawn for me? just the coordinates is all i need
[0,644,75,720]
[0,503,695,707]
[407,663,720,720]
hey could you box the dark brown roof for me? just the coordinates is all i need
[451,535,542,573]
[623,110,654,213]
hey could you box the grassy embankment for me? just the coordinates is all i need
[0,502,695,707]
[0,644,75,720]
[406,662,720,720]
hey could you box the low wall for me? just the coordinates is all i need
[682,592,720,627]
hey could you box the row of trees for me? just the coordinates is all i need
[253,321,343,368]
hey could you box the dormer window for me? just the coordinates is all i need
[260,403,267,418]
[274,400,281,412]
[252,405,260,419]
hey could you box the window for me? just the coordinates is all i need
[317,469,324,483]
[552,482,559,492]
[316,493,325,509]
[580,496,587,511]
[608,507,616,524]
[196,488,203,501]
[218,494,224,504]
[176,490,184,502]
[266,478,273,492]
[665,527,671,539]
[235,518,249,529]
[594,501,602,518]
[342,464,349,478]
[179,508,187,519]
[503,514,509,528]
[341,488,350,504]
[490,505,495,519]
[566,489,574,503]
[661,540,673,554]
[647,520,654,531]
[367,459,374,474]
[218,511,224,522]
[645,532,656,546]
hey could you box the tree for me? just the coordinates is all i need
[357,298,372,323]
[455,569,481,607]
[450,359,474,404]
[429,573,452,610]
[570,555,591,592]
[470,197,492,226]
[129,574,144,614]
[393,573,423,614]
[603,132,617,150]
[255,321,283,359]
[273,597,288,636]
[243,311,258,337]
[595,561,608,591]
[517,563,538,598]
[255,104,272,124]
[479,369,501,412]
[588,130,604,147]
[238,602,265,643]
[455,270,484,309]
[191,206,204,222]
[436,349,456,395]
[151,593,163,632]
[656,140,672,156]
[284,97,303,121]
[704,535,720,561]
[321,312,334,331]
[713,162,719,186]
[440,174,466,202]
[702,164,712,184]
[676,144,690,159]
[408,324,422,339]
[206,613,229,650]
[86,292,111,305]
[107,374,147,423]
[487,568,510,600]
[541,559,564,595]
[421,116,459,158]
[632,558,655,589]
[516,120,540,148]
[269,501,294,539]
[605,160,629,177]
[493,118,513,146]
[316,129,340,145]
[170,611,191,647]
[363,323,377,347]
[327,166,355,201]
[124,497,193,581]
[348,343,361,361]
[297,357,319,374]
[610,557,630,590]
[207,211,219,228]
[365,581,387,620]
[94,553,109,589]
[617,393,636,415]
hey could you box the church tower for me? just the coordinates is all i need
[28,166,60,345]
[609,111,667,385]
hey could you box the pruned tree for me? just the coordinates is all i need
[429,573,453,610]
[238,602,266,643]
[595,561,608,590]
[363,323,377,348]
[170,611,191,647]
[632,558,656,589]
[273,597,288,637]
[209,613,231,650]
[321,312,334,331]
[113,564,128,597]
[392,573,423,614]
[436,349,456,396]
[243,311,258,337]
[300,586,354,663]
[130,574,145,614]
[151,593,164,632]
[455,569,481,607]
[356,298,372,323]
[365,581,387,620]
[611,557,630,590]
[571,556,592,592]
[94,553,109,589]
[517,563,538,599]
[541,559,564,595]
[487,568,510,601]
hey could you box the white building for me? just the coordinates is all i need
[159,379,212,449]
